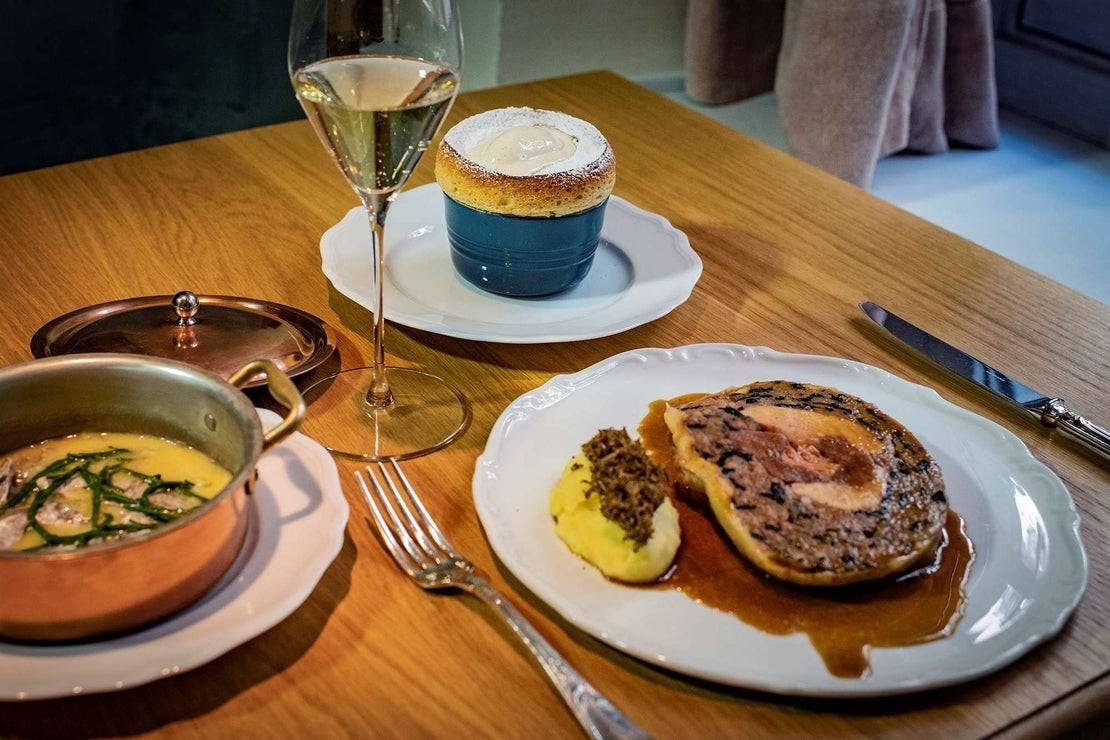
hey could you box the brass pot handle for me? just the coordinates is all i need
[228,360,307,452]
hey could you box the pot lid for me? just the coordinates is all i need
[30,291,336,387]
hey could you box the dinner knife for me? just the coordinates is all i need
[860,301,1110,460]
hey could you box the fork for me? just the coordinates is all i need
[356,461,649,740]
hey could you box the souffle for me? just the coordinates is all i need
[435,107,615,217]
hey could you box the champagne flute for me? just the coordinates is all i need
[289,0,469,459]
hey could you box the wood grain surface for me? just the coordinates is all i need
[0,71,1107,738]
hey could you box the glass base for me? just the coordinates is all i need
[301,366,470,461]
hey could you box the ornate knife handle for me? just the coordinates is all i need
[1037,398,1110,460]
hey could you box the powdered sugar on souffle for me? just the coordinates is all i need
[443,107,612,178]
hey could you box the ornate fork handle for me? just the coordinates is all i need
[460,573,649,740]
[356,463,647,737]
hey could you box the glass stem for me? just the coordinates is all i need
[364,193,393,408]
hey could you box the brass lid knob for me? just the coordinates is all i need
[172,291,199,326]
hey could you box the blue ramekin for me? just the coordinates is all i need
[443,193,608,297]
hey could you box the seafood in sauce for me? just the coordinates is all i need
[0,433,231,552]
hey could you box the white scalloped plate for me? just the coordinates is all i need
[320,183,702,343]
[0,410,349,701]
[472,344,1087,697]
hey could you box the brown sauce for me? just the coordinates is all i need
[638,396,974,678]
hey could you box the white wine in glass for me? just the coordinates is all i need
[290,1,469,460]
[293,56,458,195]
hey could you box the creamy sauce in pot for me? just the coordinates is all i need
[0,433,231,552]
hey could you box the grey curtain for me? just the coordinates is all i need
[686,0,1000,188]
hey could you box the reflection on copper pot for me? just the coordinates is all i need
[0,354,304,641]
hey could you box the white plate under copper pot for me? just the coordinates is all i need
[0,355,304,642]
[0,409,347,700]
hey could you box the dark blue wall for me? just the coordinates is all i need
[0,1,303,175]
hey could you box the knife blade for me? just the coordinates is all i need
[860,301,1110,460]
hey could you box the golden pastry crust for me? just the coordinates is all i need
[665,382,947,587]
[435,139,615,218]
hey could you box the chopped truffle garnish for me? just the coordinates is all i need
[581,428,667,549]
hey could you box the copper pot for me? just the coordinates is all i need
[0,354,305,641]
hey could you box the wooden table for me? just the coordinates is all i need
[0,72,1107,738]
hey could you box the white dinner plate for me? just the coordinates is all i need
[0,410,348,701]
[472,344,1087,697]
[320,183,702,343]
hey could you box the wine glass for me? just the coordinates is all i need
[289,0,469,460]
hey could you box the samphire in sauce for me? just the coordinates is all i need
[0,433,232,552]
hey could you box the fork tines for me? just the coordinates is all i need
[355,460,459,576]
